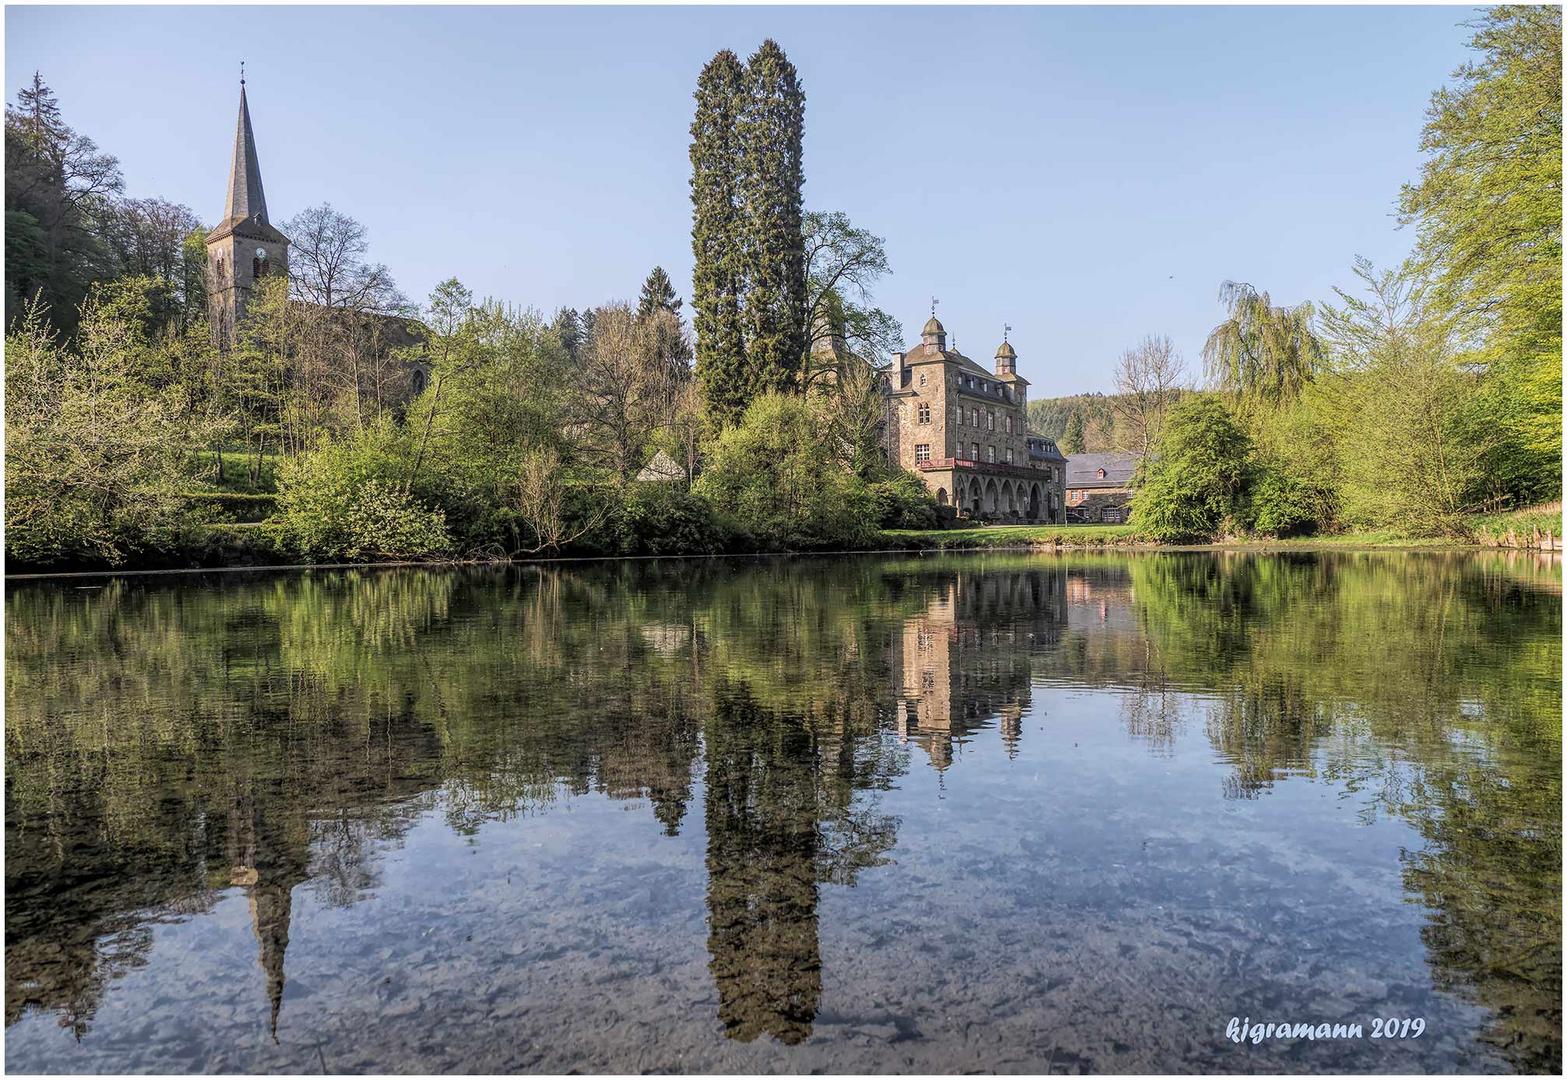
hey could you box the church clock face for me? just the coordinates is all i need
[255,247,267,260]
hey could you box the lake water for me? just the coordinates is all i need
[4,551,1560,1074]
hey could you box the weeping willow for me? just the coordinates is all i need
[1202,281,1324,405]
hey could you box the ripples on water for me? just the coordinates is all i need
[4,551,1561,1073]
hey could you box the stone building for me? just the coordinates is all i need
[885,315,1066,522]
[206,78,289,347]
[1064,451,1141,523]
[204,78,428,399]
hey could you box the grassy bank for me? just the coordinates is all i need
[1469,502,1562,550]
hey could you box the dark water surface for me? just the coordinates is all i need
[4,551,1561,1074]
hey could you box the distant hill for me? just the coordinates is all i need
[1027,390,1199,453]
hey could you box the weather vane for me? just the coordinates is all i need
[240,60,246,86]
[1004,323,1012,342]
[931,296,940,317]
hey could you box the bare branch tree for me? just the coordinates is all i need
[1113,334,1187,455]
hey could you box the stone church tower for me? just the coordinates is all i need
[206,76,289,346]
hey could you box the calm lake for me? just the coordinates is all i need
[4,551,1561,1074]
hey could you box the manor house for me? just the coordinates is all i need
[885,316,1066,523]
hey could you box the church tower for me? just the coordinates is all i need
[207,72,289,346]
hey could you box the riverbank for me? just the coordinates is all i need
[8,506,1560,579]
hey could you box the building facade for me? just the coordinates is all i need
[885,316,1066,523]
[1064,451,1141,523]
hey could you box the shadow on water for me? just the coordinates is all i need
[4,550,1560,1071]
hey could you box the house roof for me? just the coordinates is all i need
[1027,436,1067,464]
[1065,451,1141,489]
[636,450,686,483]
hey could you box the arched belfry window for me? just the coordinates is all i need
[253,247,269,281]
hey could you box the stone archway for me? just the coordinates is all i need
[936,487,948,506]
[984,479,999,515]
[1029,483,1041,522]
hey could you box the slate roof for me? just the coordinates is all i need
[207,84,290,245]
[1027,436,1067,464]
[1065,451,1141,489]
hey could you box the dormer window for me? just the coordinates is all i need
[1097,468,1107,479]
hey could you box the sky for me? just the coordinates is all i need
[6,4,1479,396]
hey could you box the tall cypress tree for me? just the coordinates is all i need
[690,50,749,426]
[738,40,806,396]
[637,265,682,319]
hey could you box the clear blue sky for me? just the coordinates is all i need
[7,4,1477,396]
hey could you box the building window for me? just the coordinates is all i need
[987,411,995,431]
[987,445,996,463]
[915,443,931,463]
[917,402,931,424]
[252,247,268,280]
[971,442,980,461]
[1005,415,1013,434]
[919,372,926,386]
[1006,448,1014,464]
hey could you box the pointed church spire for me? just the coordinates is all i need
[225,76,269,227]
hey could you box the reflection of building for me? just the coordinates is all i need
[1065,452,1140,523]
[893,570,1067,769]
[223,788,311,1040]
[884,316,1066,522]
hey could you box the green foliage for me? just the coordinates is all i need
[271,424,452,560]
[1242,456,1319,538]
[1059,410,1085,453]
[1202,281,1323,405]
[637,265,682,318]
[598,483,730,557]
[690,50,750,426]
[1133,397,1252,542]
[864,471,939,530]
[1319,260,1499,537]
[1400,5,1562,469]
[739,40,807,395]
[3,293,229,568]
[694,392,877,550]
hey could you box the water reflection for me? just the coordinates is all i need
[4,551,1560,1072]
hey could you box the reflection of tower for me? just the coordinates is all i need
[225,786,309,1040]
[895,575,1042,769]
[702,686,821,1045]
[999,702,1022,758]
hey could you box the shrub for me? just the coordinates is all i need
[1243,458,1319,538]
[864,471,939,530]
[599,483,729,557]
[1133,397,1251,542]
[694,393,878,550]
[272,426,453,560]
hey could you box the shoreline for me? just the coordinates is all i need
[6,533,1555,583]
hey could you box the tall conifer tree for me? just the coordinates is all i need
[738,40,807,396]
[637,265,682,319]
[690,50,749,425]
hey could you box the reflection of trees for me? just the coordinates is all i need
[1123,551,1562,1072]
[5,551,1559,1067]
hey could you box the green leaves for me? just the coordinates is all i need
[1399,5,1562,470]
[690,42,807,428]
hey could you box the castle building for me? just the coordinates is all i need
[885,316,1066,522]
[206,78,289,347]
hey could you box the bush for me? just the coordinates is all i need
[271,426,453,560]
[598,483,729,557]
[1242,457,1319,538]
[864,471,940,530]
[1133,398,1252,542]
[693,393,878,550]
